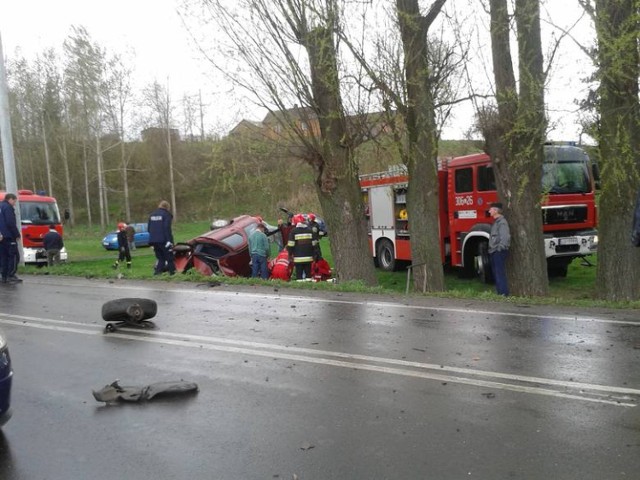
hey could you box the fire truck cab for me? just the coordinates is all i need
[360,144,598,281]
[1,190,68,265]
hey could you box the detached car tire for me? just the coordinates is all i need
[101,298,157,322]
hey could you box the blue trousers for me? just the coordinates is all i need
[490,250,509,296]
[251,254,269,279]
[0,240,19,280]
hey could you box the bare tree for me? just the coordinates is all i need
[143,80,178,221]
[190,0,378,285]
[102,53,135,222]
[478,0,548,296]
[395,0,447,292]
[337,1,465,291]
[578,0,640,300]
[63,26,107,228]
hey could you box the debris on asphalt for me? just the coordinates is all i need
[481,392,496,399]
[92,380,198,403]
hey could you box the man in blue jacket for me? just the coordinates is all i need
[148,200,175,275]
[0,194,22,284]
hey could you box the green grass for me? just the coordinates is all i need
[20,222,640,310]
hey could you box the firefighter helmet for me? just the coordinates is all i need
[399,209,408,220]
[307,213,316,222]
[117,222,127,231]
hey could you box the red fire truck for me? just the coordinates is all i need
[0,190,68,265]
[360,144,598,280]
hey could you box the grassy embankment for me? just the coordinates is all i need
[19,221,638,310]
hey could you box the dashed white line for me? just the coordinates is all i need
[0,313,637,408]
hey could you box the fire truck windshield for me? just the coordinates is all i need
[19,201,61,225]
[542,160,590,194]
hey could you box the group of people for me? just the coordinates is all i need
[0,193,64,282]
[113,200,176,276]
[3,190,507,291]
[248,212,330,281]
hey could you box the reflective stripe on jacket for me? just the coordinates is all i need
[287,225,318,263]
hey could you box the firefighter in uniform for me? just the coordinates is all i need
[287,214,318,280]
[113,222,132,269]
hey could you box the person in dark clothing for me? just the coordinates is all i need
[0,193,22,284]
[42,226,64,266]
[125,224,136,251]
[148,200,175,275]
[113,222,132,269]
[287,214,319,280]
[488,202,511,296]
[307,212,323,259]
[277,212,294,251]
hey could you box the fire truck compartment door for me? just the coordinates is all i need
[370,186,395,229]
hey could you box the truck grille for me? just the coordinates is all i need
[556,244,580,253]
[542,205,587,225]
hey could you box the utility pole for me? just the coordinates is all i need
[0,31,25,263]
[0,32,18,194]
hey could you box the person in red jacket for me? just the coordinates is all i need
[269,250,293,281]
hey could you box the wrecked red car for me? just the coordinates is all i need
[174,215,275,277]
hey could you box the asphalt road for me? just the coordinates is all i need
[0,276,639,480]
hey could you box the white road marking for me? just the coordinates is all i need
[1,313,637,408]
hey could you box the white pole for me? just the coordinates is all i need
[0,31,25,264]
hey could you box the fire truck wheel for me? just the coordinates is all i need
[377,239,397,271]
[476,242,493,284]
[102,298,158,322]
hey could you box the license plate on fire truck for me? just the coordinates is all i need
[558,237,578,245]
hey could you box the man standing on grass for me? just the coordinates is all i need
[0,193,22,284]
[249,222,270,279]
[488,202,510,296]
[148,200,175,275]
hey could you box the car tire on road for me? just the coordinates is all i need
[101,298,157,323]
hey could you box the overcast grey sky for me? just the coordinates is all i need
[0,0,596,141]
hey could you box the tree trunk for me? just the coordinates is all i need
[594,0,640,300]
[41,113,53,196]
[121,137,131,222]
[305,25,377,286]
[166,122,177,222]
[96,133,106,230]
[83,140,92,227]
[482,0,548,297]
[397,0,446,292]
[60,138,74,227]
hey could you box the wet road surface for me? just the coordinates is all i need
[0,276,639,479]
